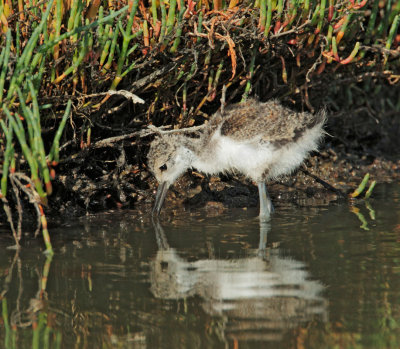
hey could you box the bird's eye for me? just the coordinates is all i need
[159,164,167,171]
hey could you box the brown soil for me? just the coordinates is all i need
[128,144,400,218]
[1,132,399,230]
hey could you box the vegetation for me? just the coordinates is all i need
[0,0,399,249]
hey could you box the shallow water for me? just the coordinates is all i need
[0,183,400,348]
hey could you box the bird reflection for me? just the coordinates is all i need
[150,218,327,343]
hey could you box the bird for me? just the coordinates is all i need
[147,99,325,221]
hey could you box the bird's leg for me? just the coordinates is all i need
[257,182,274,222]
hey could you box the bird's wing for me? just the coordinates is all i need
[220,103,260,137]
[219,99,324,146]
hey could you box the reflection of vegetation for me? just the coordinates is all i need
[350,205,372,231]
[2,299,17,348]
[292,296,400,349]
[1,297,62,349]
[0,253,62,348]
[293,319,400,349]
[290,188,400,349]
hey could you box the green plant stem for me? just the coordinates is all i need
[151,0,158,27]
[3,107,47,203]
[165,0,177,38]
[54,33,89,83]
[99,25,113,67]
[36,5,128,58]
[0,120,14,197]
[317,0,326,32]
[49,100,72,164]
[159,0,167,42]
[6,0,55,101]
[264,0,272,37]
[351,173,370,198]
[67,0,79,31]
[110,0,140,90]
[103,24,120,71]
[242,44,258,101]
[277,0,283,17]
[259,0,266,31]
[170,0,186,53]
[196,11,204,43]
[386,14,400,50]
[0,29,11,104]
[376,0,392,42]
[98,6,105,42]
[27,82,52,194]
[364,0,379,45]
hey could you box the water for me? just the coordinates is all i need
[0,184,400,348]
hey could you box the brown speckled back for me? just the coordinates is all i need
[216,99,325,146]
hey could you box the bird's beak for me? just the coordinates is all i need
[152,181,170,215]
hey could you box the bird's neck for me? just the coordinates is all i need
[177,129,220,174]
[175,136,201,167]
[175,134,201,153]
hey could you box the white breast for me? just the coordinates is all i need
[192,132,275,181]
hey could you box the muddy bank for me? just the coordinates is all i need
[1,133,399,233]
[140,148,399,216]
[2,100,399,231]
[39,80,400,220]
[44,140,400,221]
[2,92,400,229]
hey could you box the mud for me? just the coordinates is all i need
[40,85,400,220]
[126,144,400,218]
[2,106,400,227]
[1,137,399,231]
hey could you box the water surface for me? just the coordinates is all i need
[1,184,400,348]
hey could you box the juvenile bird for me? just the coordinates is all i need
[147,99,325,221]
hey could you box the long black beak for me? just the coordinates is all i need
[152,181,170,215]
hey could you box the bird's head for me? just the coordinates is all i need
[147,134,193,215]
